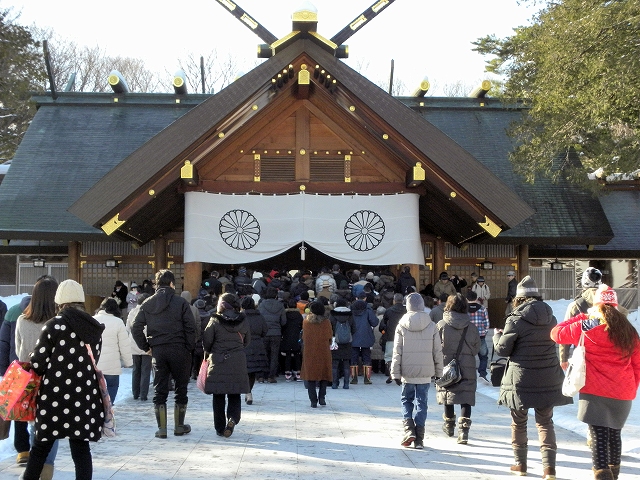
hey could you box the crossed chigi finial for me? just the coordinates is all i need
[214,0,397,58]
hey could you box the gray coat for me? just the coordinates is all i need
[258,299,287,337]
[493,299,572,410]
[436,311,480,406]
[203,311,250,395]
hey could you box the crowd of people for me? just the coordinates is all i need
[0,265,638,480]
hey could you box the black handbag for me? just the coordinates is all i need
[489,343,508,387]
[436,326,468,388]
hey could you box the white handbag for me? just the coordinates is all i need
[562,330,586,397]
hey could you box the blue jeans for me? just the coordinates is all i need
[104,374,120,404]
[401,382,430,427]
[478,336,488,377]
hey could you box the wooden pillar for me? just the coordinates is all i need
[67,241,81,282]
[154,238,167,272]
[183,261,202,300]
[433,237,445,284]
[518,244,529,278]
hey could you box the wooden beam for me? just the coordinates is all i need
[295,107,310,181]
[194,181,407,194]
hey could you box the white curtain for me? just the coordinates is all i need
[184,192,424,265]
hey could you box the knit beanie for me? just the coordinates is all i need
[406,292,425,312]
[516,276,538,297]
[582,267,602,288]
[309,301,325,316]
[593,284,617,307]
[54,279,85,305]
[217,293,240,314]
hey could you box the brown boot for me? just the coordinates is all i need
[350,366,358,384]
[510,446,527,476]
[363,365,372,384]
[609,465,620,480]
[593,468,614,480]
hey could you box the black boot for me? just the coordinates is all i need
[174,404,191,436]
[414,425,425,449]
[332,364,339,389]
[457,417,471,444]
[308,384,318,408]
[318,381,327,406]
[154,404,167,438]
[401,418,416,447]
[343,364,350,389]
[442,413,456,437]
[385,361,393,384]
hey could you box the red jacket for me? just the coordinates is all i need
[551,313,640,400]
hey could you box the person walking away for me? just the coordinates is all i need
[329,298,356,389]
[257,286,287,383]
[466,290,490,383]
[126,293,152,401]
[551,285,640,480]
[0,295,32,467]
[282,299,303,382]
[429,293,449,324]
[504,271,517,315]
[202,294,250,437]
[22,280,105,480]
[132,269,196,438]
[379,293,406,384]
[559,267,603,370]
[300,302,333,407]
[94,297,133,403]
[372,306,386,374]
[350,292,379,384]
[391,293,443,449]
[436,293,480,444]
[240,296,268,405]
[397,266,416,296]
[181,290,202,380]
[494,276,570,479]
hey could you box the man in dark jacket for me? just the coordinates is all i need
[505,271,518,315]
[257,286,287,383]
[132,269,196,439]
[350,292,379,385]
[378,293,406,383]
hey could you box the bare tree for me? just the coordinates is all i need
[178,50,245,94]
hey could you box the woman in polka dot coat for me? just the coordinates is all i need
[22,280,106,480]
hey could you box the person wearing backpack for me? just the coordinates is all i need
[329,298,356,389]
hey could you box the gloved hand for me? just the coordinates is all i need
[394,378,402,386]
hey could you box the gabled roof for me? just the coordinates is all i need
[409,97,614,245]
[0,94,205,240]
[69,39,533,246]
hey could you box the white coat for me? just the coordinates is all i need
[94,310,133,374]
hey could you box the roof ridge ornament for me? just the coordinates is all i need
[214,0,398,58]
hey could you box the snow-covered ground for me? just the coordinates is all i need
[0,294,638,461]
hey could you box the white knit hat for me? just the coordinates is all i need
[54,279,85,304]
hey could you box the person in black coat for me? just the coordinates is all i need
[240,296,268,405]
[281,299,303,382]
[203,293,250,437]
[329,298,356,389]
[132,269,196,439]
[111,280,128,313]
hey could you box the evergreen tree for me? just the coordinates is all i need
[474,0,640,187]
[0,9,45,161]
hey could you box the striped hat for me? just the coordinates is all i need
[516,276,538,297]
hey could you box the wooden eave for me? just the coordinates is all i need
[70,40,533,246]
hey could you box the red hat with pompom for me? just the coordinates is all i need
[593,284,617,307]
